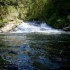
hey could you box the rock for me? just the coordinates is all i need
[0,29,3,33]
[7,65,18,70]
[9,50,17,54]
[1,21,16,32]
[0,20,23,33]
[63,26,70,31]
[18,20,23,23]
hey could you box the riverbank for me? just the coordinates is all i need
[0,19,70,33]
[0,20,23,33]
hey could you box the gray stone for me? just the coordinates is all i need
[0,29,3,33]
[63,26,70,31]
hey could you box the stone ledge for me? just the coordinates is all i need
[0,20,23,33]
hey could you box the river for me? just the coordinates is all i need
[0,21,70,70]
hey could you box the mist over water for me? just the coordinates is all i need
[10,21,65,34]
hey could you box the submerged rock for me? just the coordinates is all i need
[9,50,18,54]
[7,65,18,70]
[0,29,3,33]
[0,57,18,70]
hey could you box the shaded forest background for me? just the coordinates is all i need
[0,0,70,28]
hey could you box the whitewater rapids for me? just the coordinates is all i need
[10,21,65,34]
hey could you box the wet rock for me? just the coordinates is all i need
[7,64,18,70]
[0,29,3,33]
[0,50,3,53]
[0,57,18,70]
[32,61,47,70]
[9,50,17,54]
[63,26,70,31]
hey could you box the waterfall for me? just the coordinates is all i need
[10,21,65,34]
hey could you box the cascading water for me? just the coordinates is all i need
[0,21,70,70]
[10,21,65,34]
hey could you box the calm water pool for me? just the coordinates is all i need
[0,33,70,70]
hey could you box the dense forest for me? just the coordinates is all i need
[0,0,70,29]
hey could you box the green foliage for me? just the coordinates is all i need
[26,0,70,28]
[0,0,25,27]
[0,0,70,28]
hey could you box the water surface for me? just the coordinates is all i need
[0,33,70,70]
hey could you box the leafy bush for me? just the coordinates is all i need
[0,0,70,28]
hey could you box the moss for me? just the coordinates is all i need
[0,0,70,28]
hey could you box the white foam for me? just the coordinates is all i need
[10,21,65,34]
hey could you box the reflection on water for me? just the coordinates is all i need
[0,33,70,70]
